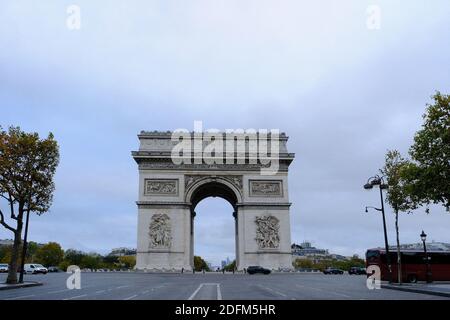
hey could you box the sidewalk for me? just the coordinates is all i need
[382,282,450,298]
[0,281,42,291]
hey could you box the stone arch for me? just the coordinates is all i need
[185,176,243,210]
[184,176,243,269]
[132,131,295,271]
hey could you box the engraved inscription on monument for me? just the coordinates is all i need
[145,179,178,196]
[249,180,283,197]
[149,214,172,249]
[255,215,280,249]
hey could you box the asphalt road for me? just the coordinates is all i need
[0,272,447,300]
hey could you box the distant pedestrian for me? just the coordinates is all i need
[181,267,184,274]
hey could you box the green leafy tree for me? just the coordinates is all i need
[0,242,39,264]
[407,92,450,210]
[0,126,59,284]
[35,242,64,267]
[381,150,418,283]
[80,254,102,269]
[118,256,136,269]
[0,245,12,263]
[193,256,210,272]
[223,260,236,272]
[103,254,119,265]
[59,260,72,272]
[26,241,39,263]
[63,249,85,266]
[293,259,313,269]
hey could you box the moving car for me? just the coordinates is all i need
[247,266,271,275]
[323,267,344,275]
[349,267,367,275]
[24,264,48,274]
[0,264,8,273]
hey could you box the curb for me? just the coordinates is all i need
[382,284,450,298]
[0,282,43,291]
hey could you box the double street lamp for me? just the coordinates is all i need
[420,230,432,283]
[364,175,393,283]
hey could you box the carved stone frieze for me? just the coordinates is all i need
[249,180,283,197]
[185,175,243,192]
[149,214,172,249]
[145,179,178,195]
[255,215,280,249]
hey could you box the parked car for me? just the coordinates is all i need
[47,266,60,273]
[323,267,344,275]
[247,266,271,275]
[24,264,48,274]
[349,267,367,275]
[0,264,8,273]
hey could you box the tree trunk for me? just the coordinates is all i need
[6,230,22,284]
[395,210,402,284]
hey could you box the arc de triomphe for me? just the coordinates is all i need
[132,131,295,271]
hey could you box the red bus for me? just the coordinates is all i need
[366,248,450,283]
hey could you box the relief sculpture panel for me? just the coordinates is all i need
[255,215,280,249]
[145,179,178,195]
[249,180,283,197]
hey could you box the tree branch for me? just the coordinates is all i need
[8,194,17,220]
[0,207,16,233]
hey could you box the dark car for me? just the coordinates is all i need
[247,266,271,275]
[48,266,60,273]
[349,267,366,275]
[323,268,344,275]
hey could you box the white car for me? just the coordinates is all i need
[24,264,48,274]
[0,264,8,273]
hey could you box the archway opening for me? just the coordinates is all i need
[193,198,236,271]
[189,181,240,271]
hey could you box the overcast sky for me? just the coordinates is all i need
[1,1,449,266]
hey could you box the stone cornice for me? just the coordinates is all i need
[136,201,190,209]
[132,151,295,160]
[237,202,292,208]
[138,130,290,140]
[137,201,292,209]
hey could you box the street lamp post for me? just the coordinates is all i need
[364,175,393,283]
[420,230,432,283]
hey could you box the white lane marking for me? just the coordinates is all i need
[296,284,351,298]
[141,290,149,294]
[217,284,222,300]
[274,290,287,297]
[188,284,205,300]
[47,289,69,294]
[46,285,93,295]
[151,285,164,291]
[124,294,138,300]
[116,285,131,289]
[95,290,106,294]
[63,294,87,300]
[5,294,35,300]
[259,285,287,297]
[188,283,221,300]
